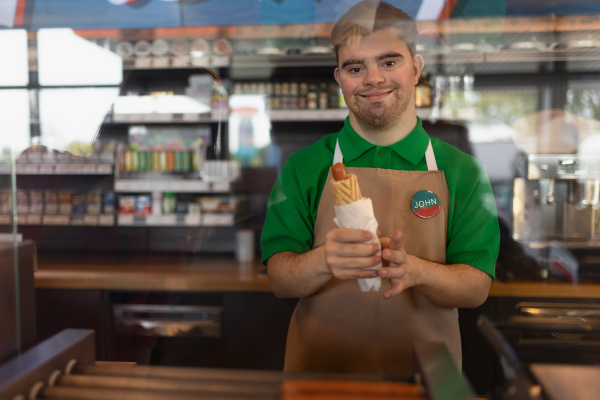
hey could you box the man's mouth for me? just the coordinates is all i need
[358,89,393,101]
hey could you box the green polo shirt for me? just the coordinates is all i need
[261,117,499,278]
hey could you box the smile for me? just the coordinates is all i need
[359,90,393,101]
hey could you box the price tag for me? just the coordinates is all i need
[23,165,39,173]
[152,57,170,68]
[97,164,113,174]
[83,215,98,225]
[27,214,42,224]
[98,215,114,226]
[118,215,134,225]
[133,216,147,225]
[183,113,200,122]
[134,58,152,68]
[211,55,230,67]
[39,165,55,174]
[185,214,201,226]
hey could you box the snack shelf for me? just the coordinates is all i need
[114,179,231,193]
[0,214,115,226]
[122,55,230,70]
[117,213,234,227]
[3,164,114,175]
[110,112,222,124]
[109,108,430,122]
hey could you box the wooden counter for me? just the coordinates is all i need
[34,254,271,292]
[34,253,599,298]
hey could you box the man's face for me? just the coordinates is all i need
[334,28,423,130]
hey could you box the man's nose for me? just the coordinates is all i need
[364,66,385,85]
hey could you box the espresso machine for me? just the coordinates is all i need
[513,154,600,281]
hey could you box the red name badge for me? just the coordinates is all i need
[411,190,441,219]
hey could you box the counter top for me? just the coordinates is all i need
[34,254,271,292]
[34,254,599,298]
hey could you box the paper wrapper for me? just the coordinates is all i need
[333,197,381,292]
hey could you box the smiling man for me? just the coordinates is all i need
[261,0,500,376]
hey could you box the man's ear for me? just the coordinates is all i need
[334,67,340,85]
[413,54,425,85]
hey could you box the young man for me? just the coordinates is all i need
[261,0,499,376]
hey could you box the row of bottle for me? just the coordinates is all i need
[2,189,114,215]
[120,150,198,172]
[233,81,347,110]
[414,70,476,108]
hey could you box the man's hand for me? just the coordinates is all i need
[378,231,418,299]
[324,228,381,280]
[377,230,492,308]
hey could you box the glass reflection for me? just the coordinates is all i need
[39,88,119,152]
[0,29,28,87]
[38,28,122,86]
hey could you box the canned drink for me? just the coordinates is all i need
[130,151,139,170]
[152,151,160,171]
[44,191,58,214]
[159,151,167,170]
[182,151,191,171]
[1,192,12,214]
[174,151,182,171]
[103,191,115,214]
[167,151,175,171]
[29,190,44,214]
[139,151,147,171]
[16,190,29,214]
[124,151,132,170]
[58,191,72,214]
[71,193,86,214]
[86,190,102,214]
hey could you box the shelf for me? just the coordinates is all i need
[0,214,115,226]
[267,108,347,121]
[108,108,436,123]
[114,47,600,73]
[518,240,600,250]
[122,55,230,70]
[231,53,337,68]
[3,164,114,175]
[117,213,233,227]
[114,179,231,193]
[111,112,223,124]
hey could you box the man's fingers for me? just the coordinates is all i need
[383,279,406,299]
[326,228,372,243]
[381,248,406,265]
[333,266,379,280]
[388,231,403,250]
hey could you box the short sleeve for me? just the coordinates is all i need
[445,157,500,279]
[260,154,317,265]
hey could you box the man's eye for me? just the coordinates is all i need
[347,67,361,73]
[384,60,396,67]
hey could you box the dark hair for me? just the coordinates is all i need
[331,0,417,60]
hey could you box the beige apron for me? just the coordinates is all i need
[283,139,461,377]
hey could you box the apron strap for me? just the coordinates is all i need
[424,139,438,171]
[334,138,438,171]
[333,139,343,165]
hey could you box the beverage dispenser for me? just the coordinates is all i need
[513,154,600,242]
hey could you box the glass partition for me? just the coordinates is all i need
[1,1,600,398]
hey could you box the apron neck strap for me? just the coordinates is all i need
[333,138,438,171]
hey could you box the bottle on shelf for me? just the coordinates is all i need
[318,82,328,109]
[307,84,318,110]
[298,83,308,109]
[281,82,290,109]
[289,82,299,110]
[415,70,432,108]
